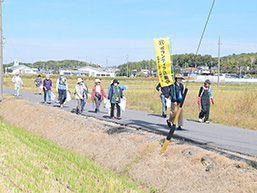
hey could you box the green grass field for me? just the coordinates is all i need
[0,121,144,192]
[3,74,257,130]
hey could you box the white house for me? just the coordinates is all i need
[8,64,38,74]
[78,66,115,77]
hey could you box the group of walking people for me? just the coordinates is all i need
[12,72,214,126]
[156,74,214,130]
[13,72,127,119]
[33,74,53,104]
[70,76,127,118]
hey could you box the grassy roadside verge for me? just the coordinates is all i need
[0,97,256,192]
[0,122,145,193]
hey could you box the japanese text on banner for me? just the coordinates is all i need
[153,38,173,87]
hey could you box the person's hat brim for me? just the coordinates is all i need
[175,74,184,79]
[113,79,119,84]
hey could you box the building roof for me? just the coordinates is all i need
[185,67,198,70]
[78,66,103,72]
[8,65,32,70]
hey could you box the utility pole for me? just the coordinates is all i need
[217,36,221,88]
[126,54,129,77]
[0,1,3,99]
[149,60,151,76]
[236,61,239,74]
[239,66,242,85]
[106,56,108,69]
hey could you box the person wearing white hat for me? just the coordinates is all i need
[56,72,68,108]
[81,78,90,113]
[91,79,107,113]
[167,74,185,130]
[12,73,24,96]
[75,78,85,114]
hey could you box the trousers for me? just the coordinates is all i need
[199,102,210,122]
[169,102,183,126]
[58,89,67,105]
[44,90,51,102]
[110,103,120,117]
[160,94,167,115]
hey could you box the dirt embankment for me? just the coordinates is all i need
[0,97,256,193]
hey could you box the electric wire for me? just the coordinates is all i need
[185,0,216,88]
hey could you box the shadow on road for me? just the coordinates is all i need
[147,113,164,118]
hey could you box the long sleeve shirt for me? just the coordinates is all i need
[12,76,23,86]
[34,78,42,87]
[156,83,170,98]
[43,79,52,90]
[75,84,84,100]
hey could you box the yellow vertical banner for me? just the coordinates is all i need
[153,38,173,87]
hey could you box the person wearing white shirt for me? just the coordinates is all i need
[12,73,24,96]
[56,72,68,108]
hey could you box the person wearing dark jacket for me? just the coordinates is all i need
[43,74,52,104]
[167,74,184,130]
[108,79,123,119]
[34,75,42,95]
[156,83,170,118]
[198,79,214,123]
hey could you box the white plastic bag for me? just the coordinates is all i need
[103,97,107,104]
[51,92,56,101]
[119,97,126,112]
[66,91,71,102]
[105,99,111,109]
[165,98,171,108]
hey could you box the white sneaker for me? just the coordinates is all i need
[199,119,202,123]
[205,121,210,124]
[60,104,63,108]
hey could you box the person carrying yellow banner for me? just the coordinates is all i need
[167,74,185,130]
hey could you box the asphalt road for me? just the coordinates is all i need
[4,88,257,157]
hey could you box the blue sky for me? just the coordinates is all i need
[3,0,257,66]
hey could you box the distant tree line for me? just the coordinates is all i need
[117,52,257,76]
[4,60,98,71]
[4,52,257,76]
[220,53,257,74]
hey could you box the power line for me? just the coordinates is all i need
[185,0,216,88]
[160,0,217,155]
[5,39,26,62]
[217,36,221,88]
